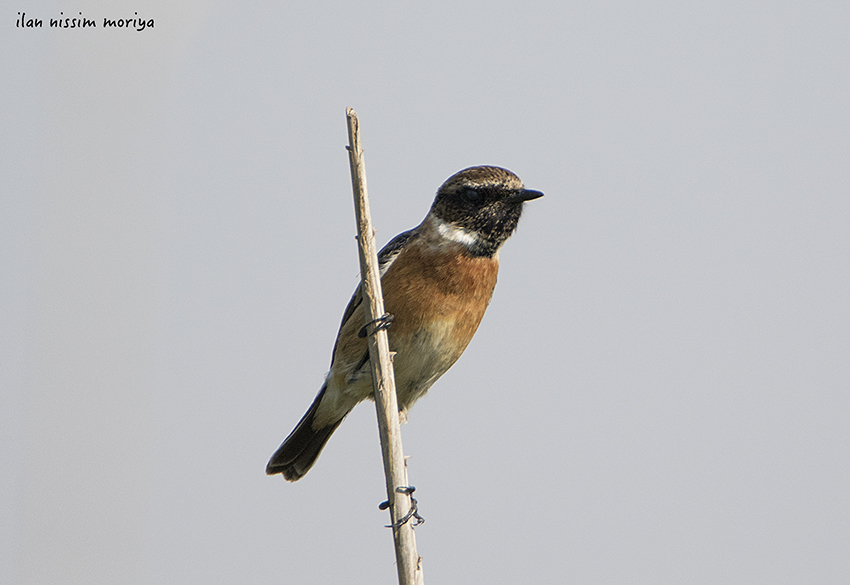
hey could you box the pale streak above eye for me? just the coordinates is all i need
[436,217,481,248]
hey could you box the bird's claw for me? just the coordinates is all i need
[358,313,394,338]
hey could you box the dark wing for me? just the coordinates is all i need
[376,229,415,275]
[328,229,416,366]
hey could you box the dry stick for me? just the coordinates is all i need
[345,108,424,585]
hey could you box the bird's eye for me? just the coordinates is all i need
[462,187,481,202]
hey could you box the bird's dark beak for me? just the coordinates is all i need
[509,189,544,203]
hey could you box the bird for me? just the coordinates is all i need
[266,165,543,481]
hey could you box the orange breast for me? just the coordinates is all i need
[379,241,499,409]
[326,237,500,412]
[381,242,499,349]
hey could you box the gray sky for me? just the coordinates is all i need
[3,1,849,583]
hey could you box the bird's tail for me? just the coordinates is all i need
[266,385,344,481]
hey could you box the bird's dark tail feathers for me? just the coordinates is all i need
[266,385,344,481]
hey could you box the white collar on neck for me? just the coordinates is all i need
[435,217,481,248]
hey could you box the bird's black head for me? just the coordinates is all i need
[430,166,543,257]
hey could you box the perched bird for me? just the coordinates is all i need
[266,165,543,481]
